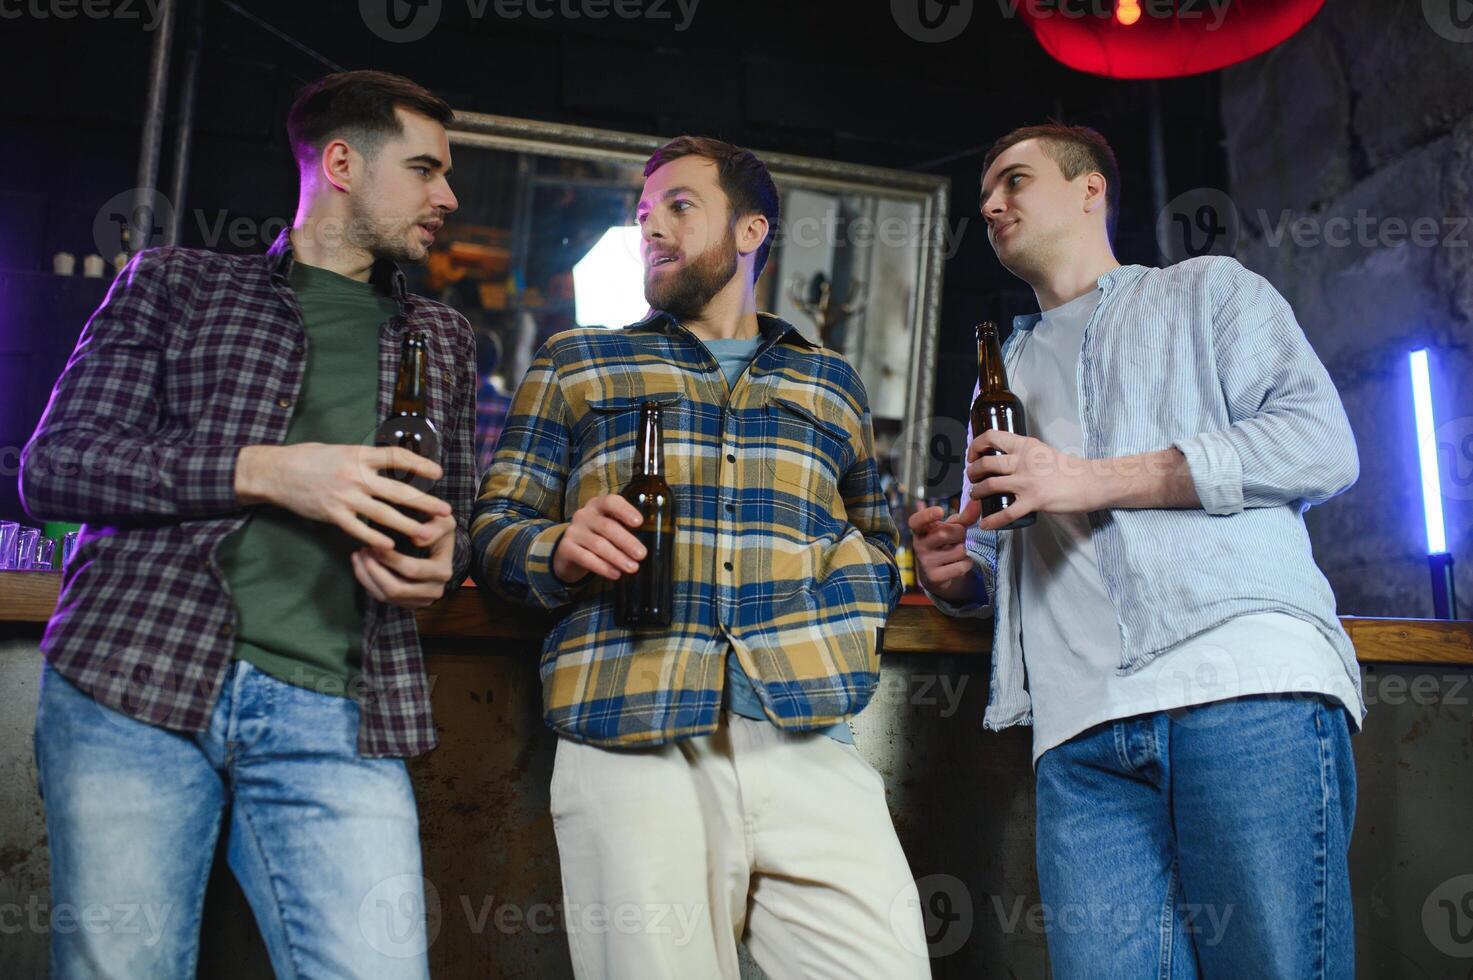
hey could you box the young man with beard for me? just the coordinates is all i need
[912,124,1363,977]
[473,136,930,979]
[22,71,475,977]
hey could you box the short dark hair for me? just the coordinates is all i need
[287,70,453,169]
[643,136,781,277]
[982,123,1120,238]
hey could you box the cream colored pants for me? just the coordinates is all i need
[549,712,933,980]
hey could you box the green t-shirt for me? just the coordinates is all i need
[217,261,398,697]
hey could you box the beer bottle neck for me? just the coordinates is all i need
[634,404,664,478]
[392,335,429,416]
[975,324,1009,395]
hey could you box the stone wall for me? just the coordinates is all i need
[1220,0,1473,617]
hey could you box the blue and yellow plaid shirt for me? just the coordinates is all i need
[471,311,900,747]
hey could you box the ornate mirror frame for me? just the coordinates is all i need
[448,111,949,496]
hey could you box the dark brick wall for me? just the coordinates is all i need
[1221,0,1473,619]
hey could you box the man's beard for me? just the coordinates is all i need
[346,196,429,266]
[644,232,739,320]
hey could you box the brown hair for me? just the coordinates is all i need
[982,123,1120,238]
[643,136,781,277]
[287,70,453,168]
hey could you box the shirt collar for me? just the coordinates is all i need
[627,310,820,350]
[266,228,409,306]
[1011,264,1151,333]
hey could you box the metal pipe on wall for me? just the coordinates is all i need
[132,0,176,252]
[165,0,205,247]
[1430,553,1459,620]
[1146,80,1169,266]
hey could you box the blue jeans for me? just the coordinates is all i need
[1034,694,1356,980]
[34,660,430,979]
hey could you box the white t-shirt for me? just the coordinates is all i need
[1010,289,1360,765]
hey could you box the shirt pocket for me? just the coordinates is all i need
[762,390,856,504]
[575,390,687,495]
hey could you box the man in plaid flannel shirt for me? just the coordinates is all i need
[473,137,930,978]
[21,72,475,978]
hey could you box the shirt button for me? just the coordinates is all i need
[293,345,305,356]
[724,503,734,513]
[726,453,736,463]
[219,623,235,637]
[277,397,292,409]
[723,561,733,572]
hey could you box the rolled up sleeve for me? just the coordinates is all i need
[1174,264,1358,515]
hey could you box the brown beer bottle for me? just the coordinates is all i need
[970,322,1036,530]
[616,402,677,628]
[372,331,442,557]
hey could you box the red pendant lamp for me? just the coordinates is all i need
[1019,0,1327,79]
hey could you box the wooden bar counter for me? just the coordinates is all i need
[5,570,1472,664]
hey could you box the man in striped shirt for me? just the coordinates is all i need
[473,136,930,978]
[914,124,1362,978]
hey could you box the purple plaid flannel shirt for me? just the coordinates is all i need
[20,231,477,757]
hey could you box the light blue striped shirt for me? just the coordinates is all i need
[933,257,1366,731]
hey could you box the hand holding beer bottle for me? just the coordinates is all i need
[551,401,677,629]
[957,321,1036,531]
[616,402,676,627]
[372,331,442,557]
